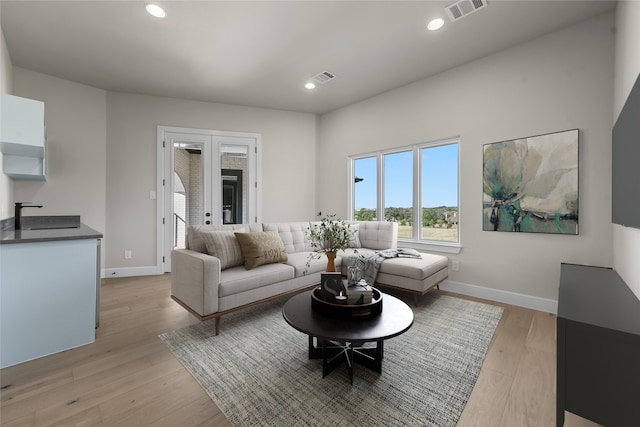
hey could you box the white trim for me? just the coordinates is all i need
[456,139,462,246]
[102,266,161,279]
[399,240,462,254]
[347,156,354,217]
[378,152,385,221]
[439,279,558,314]
[413,149,421,238]
[156,127,165,275]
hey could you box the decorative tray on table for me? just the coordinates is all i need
[311,286,383,319]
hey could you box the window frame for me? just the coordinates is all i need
[349,137,461,254]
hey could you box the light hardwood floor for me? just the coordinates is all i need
[1,274,601,426]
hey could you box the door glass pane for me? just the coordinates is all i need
[173,172,187,248]
[220,145,248,224]
[384,151,413,238]
[421,143,458,242]
[353,156,377,221]
[173,142,204,248]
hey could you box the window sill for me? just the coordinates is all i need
[397,239,462,255]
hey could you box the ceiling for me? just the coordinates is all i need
[1,1,616,115]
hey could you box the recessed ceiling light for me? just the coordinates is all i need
[146,3,166,18]
[305,82,316,90]
[427,18,444,31]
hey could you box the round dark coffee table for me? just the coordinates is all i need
[282,289,414,384]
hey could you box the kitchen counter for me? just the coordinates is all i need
[0,223,103,244]
[0,218,102,368]
[0,215,102,243]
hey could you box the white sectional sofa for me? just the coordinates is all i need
[171,221,449,334]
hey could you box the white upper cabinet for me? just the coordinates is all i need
[0,93,47,180]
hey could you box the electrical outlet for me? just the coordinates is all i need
[124,250,132,259]
[451,260,460,272]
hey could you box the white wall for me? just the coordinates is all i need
[12,69,107,261]
[0,26,14,220]
[613,1,640,298]
[106,92,317,269]
[0,27,10,93]
[318,13,614,302]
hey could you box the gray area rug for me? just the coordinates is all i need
[159,292,503,427]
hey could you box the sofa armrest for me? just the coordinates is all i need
[171,248,221,316]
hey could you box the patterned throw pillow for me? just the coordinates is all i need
[234,230,288,270]
[201,230,246,270]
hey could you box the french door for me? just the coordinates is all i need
[158,126,261,272]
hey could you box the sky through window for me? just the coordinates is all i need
[354,143,458,209]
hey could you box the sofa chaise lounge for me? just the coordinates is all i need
[171,221,449,334]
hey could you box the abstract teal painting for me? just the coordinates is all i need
[483,129,579,234]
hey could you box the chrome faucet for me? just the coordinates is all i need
[15,202,43,230]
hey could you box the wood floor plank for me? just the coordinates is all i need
[499,347,556,426]
[32,358,183,426]
[526,310,557,353]
[480,319,528,378]
[71,337,166,380]
[145,394,231,427]
[2,357,154,424]
[563,411,603,427]
[501,304,535,329]
[0,412,35,427]
[97,369,198,425]
[46,406,103,427]
[1,274,573,426]
[456,366,512,426]
[1,369,73,406]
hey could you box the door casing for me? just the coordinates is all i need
[157,126,261,273]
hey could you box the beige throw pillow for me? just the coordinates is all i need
[201,230,246,270]
[235,230,288,270]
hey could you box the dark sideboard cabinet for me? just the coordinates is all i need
[557,263,640,426]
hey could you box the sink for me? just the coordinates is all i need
[20,215,81,230]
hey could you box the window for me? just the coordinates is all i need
[353,156,377,221]
[350,138,459,248]
[384,151,413,238]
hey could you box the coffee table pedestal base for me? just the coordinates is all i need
[308,336,383,385]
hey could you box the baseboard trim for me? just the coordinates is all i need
[102,266,161,279]
[439,279,558,314]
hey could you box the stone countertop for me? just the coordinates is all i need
[0,223,103,244]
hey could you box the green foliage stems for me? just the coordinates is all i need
[307,212,353,254]
[354,207,458,227]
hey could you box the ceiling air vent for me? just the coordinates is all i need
[445,0,488,22]
[311,71,336,85]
